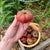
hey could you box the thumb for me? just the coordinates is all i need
[11,15,18,26]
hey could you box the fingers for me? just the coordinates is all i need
[23,22,30,30]
[5,15,20,38]
[8,22,30,43]
[8,23,24,43]
[12,15,18,25]
[10,15,20,28]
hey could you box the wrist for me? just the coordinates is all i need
[2,36,14,44]
[0,36,14,50]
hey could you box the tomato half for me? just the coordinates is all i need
[27,38,34,45]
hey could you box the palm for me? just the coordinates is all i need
[16,23,29,38]
[8,22,29,43]
[5,15,29,43]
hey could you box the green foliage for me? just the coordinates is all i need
[24,2,31,9]
[14,0,24,11]
[43,21,50,28]
[0,0,50,28]
[0,0,15,28]
[37,0,49,10]
[38,0,44,10]
[32,38,37,42]
[42,37,46,41]
[0,0,24,28]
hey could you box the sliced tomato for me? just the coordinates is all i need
[20,38,27,44]
[22,32,28,37]
[32,30,38,39]
[27,38,34,45]
[27,34,32,38]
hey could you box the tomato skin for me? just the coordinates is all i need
[27,38,34,45]
[16,9,33,23]
[27,29,32,34]
[32,30,38,39]
[21,38,27,44]
[27,34,32,38]
[22,32,28,37]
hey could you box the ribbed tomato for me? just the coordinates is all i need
[16,9,33,23]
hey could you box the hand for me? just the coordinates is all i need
[5,15,29,43]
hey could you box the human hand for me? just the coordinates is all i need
[5,15,29,43]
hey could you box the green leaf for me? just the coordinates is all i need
[7,16,14,19]
[43,21,48,27]
[0,16,5,28]
[2,1,7,5]
[44,9,50,17]
[32,38,37,42]
[0,6,3,15]
[42,37,46,41]
[4,4,14,9]
[4,11,12,17]
[47,1,50,7]
[6,21,10,27]
[43,21,50,28]
[34,17,40,24]
[0,1,2,6]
